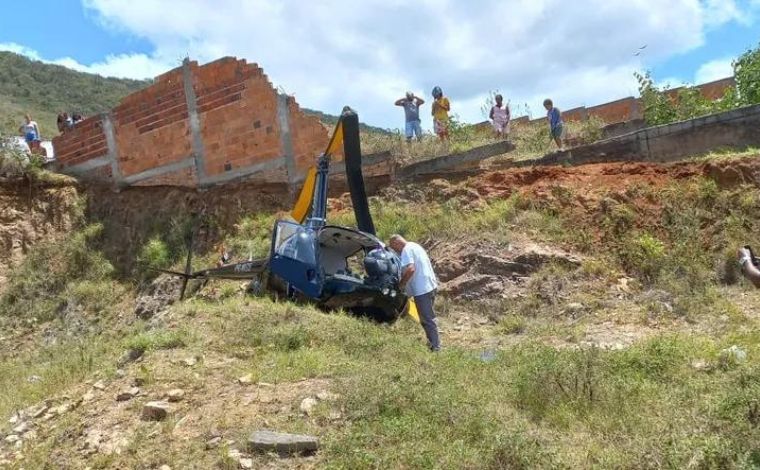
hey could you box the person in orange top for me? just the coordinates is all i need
[431,86,450,140]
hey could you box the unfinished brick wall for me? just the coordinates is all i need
[52,115,110,179]
[113,67,193,184]
[52,57,329,189]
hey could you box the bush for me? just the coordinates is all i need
[620,233,666,283]
[635,71,736,126]
[137,237,171,268]
[734,43,760,106]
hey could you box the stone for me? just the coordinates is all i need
[8,415,19,425]
[142,401,172,421]
[227,448,243,462]
[166,389,185,402]
[238,374,253,385]
[4,434,20,444]
[116,387,140,402]
[565,303,586,315]
[30,404,49,419]
[93,380,107,391]
[239,458,253,469]
[27,375,42,383]
[181,357,197,367]
[721,345,748,364]
[82,391,96,402]
[248,430,319,455]
[54,403,72,415]
[316,391,339,402]
[159,466,171,470]
[300,397,318,416]
[12,422,30,434]
[205,436,222,450]
[115,369,126,378]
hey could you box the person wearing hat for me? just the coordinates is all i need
[395,91,425,143]
[431,86,450,141]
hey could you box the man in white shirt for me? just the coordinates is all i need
[388,234,440,352]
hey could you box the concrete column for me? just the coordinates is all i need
[182,58,207,185]
[101,113,124,188]
[277,93,297,196]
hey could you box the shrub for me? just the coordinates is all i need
[620,233,666,283]
[138,237,171,268]
[734,42,760,106]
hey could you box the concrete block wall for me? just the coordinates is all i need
[525,103,760,168]
[52,57,329,189]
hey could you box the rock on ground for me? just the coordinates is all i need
[299,397,318,416]
[116,387,140,402]
[134,275,183,319]
[166,389,185,402]
[247,430,319,455]
[142,401,172,421]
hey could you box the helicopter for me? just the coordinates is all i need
[154,107,413,323]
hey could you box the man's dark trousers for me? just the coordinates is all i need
[414,290,440,351]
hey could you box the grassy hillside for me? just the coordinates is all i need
[0,51,149,138]
[3,153,760,467]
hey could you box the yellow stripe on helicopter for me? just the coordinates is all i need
[289,119,345,222]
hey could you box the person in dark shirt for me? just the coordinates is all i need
[543,98,564,150]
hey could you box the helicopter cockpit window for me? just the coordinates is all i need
[274,221,317,265]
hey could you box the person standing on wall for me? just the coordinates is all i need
[543,98,564,150]
[388,234,441,352]
[18,114,41,153]
[395,92,425,143]
[431,86,450,141]
[489,94,511,139]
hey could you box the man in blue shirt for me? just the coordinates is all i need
[543,98,564,150]
[389,234,440,352]
[395,92,425,143]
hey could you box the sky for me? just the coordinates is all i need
[1,0,760,130]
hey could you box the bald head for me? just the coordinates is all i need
[388,234,406,254]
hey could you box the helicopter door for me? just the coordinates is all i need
[269,221,322,298]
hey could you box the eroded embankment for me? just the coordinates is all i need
[0,178,81,288]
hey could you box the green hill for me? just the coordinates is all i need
[0,51,149,138]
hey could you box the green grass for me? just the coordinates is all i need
[192,297,760,468]
[0,223,119,321]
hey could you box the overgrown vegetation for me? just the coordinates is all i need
[0,223,120,321]
[636,42,760,126]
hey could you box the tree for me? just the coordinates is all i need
[734,43,760,106]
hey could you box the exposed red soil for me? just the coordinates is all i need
[468,158,760,201]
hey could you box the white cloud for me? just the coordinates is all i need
[702,0,748,27]
[8,0,756,128]
[0,42,172,80]
[695,57,734,83]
